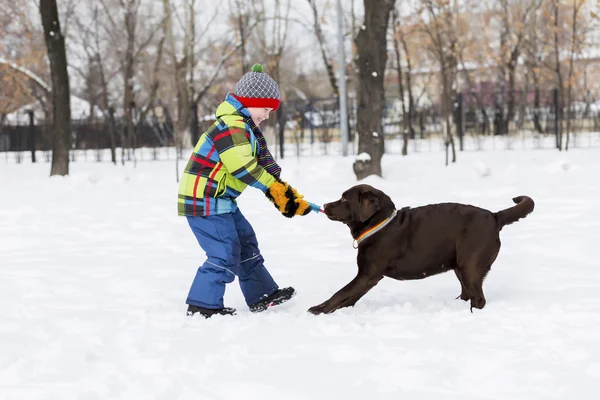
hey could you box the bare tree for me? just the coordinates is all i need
[494,0,535,137]
[420,0,458,165]
[551,0,564,149]
[162,0,195,151]
[399,14,417,141]
[70,4,120,163]
[1,0,51,117]
[98,0,164,164]
[564,0,586,150]
[40,0,71,176]
[163,0,250,153]
[252,0,292,153]
[307,0,339,97]
[92,6,118,164]
[232,0,250,75]
[455,19,490,137]
[523,0,546,135]
[306,0,357,151]
[391,6,416,156]
[352,0,396,180]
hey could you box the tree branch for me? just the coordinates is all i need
[194,41,245,103]
[0,57,51,95]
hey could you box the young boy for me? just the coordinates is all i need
[178,64,320,318]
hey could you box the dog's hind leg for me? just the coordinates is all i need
[456,231,499,311]
[454,269,470,301]
[456,264,486,311]
[308,274,382,315]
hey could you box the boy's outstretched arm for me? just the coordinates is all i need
[211,125,319,217]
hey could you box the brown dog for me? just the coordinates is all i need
[308,184,534,315]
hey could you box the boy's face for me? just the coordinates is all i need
[247,107,273,127]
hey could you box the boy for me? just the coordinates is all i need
[178,64,319,318]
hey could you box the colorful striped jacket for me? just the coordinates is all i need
[177,93,277,216]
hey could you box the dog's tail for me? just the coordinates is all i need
[494,196,535,230]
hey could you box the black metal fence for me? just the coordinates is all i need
[1,88,599,161]
[278,88,599,155]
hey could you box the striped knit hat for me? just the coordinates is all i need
[233,64,281,110]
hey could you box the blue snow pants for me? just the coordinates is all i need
[185,208,278,309]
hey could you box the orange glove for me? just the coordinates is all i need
[266,180,312,218]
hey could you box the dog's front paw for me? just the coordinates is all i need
[308,303,328,315]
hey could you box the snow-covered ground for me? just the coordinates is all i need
[1,145,599,399]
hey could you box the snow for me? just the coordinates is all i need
[356,152,372,162]
[372,71,378,77]
[474,161,492,177]
[1,145,600,399]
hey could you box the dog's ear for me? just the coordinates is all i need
[358,192,380,222]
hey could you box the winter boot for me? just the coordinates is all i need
[187,305,237,318]
[249,287,296,313]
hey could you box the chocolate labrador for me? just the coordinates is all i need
[308,184,534,315]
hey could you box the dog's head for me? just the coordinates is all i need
[323,184,396,227]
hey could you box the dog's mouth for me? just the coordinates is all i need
[327,214,346,222]
[324,209,348,223]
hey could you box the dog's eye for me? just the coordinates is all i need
[341,197,347,202]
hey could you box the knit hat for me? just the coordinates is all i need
[233,64,281,110]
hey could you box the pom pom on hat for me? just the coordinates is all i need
[234,63,280,110]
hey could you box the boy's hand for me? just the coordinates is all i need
[292,188,323,214]
[266,181,313,217]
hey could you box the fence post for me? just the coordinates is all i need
[191,101,200,145]
[300,109,305,141]
[455,93,464,151]
[348,96,354,143]
[278,104,285,160]
[553,87,560,149]
[27,110,36,163]
[308,100,314,145]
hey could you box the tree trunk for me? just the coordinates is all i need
[236,0,249,75]
[505,61,518,135]
[440,56,456,164]
[498,0,519,137]
[392,8,408,156]
[97,53,116,164]
[423,1,457,164]
[553,0,563,150]
[28,110,36,163]
[132,37,164,165]
[40,0,71,176]
[91,5,116,164]
[308,0,339,97]
[353,0,395,180]
[565,0,581,151]
[528,2,544,135]
[108,106,117,163]
[123,4,136,164]
[400,30,415,141]
[532,74,543,134]
[163,0,193,150]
